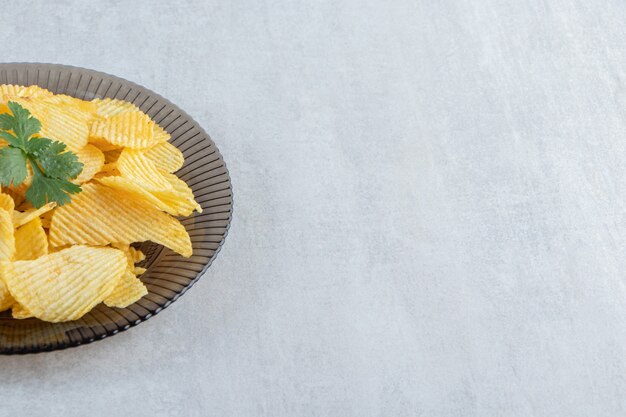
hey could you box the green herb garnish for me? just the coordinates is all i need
[0,101,83,208]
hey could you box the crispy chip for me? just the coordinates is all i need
[92,98,140,117]
[40,209,53,229]
[42,94,97,117]
[73,144,105,184]
[103,148,123,164]
[134,266,147,276]
[0,208,15,311]
[0,208,15,261]
[142,141,184,173]
[0,84,53,100]
[14,217,48,260]
[14,97,89,151]
[103,269,147,308]
[49,183,192,257]
[89,111,162,149]
[117,149,173,189]
[11,302,32,319]
[0,193,15,212]
[13,202,56,228]
[98,150,201,216]
[88,135,122,152]
[1,246,126,322]
[129,246,145,263]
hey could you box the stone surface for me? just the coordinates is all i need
[1,1,626,416]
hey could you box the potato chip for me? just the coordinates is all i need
[153,125,170,142]
[98,149,201,216]
[49,183,192,257]
[134,267,147,276]
[14,217,48,260]
[89,111,163,149]
[13,202,56,228]
[0,208,15,261]
[88,135,122,152]
[129,246,145,263]
[92,98,140,117]
[1,246,126,322]
[103,148,123,164]
[0,84,53,100]
[40,209,54,229]
[0,192,15,212]
[142,141,184,173]
[0,208,15,311]
[117,149,173,189]
[11,302,32,319]
[14,97,89,151]
[73,144,105,184]
[103,269,147,308]
[42,94,97,117]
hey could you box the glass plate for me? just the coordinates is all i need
[0,63,232,354]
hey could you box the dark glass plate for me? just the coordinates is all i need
[0,63,232,354]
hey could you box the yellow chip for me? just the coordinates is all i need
[117,149,173,189]
[14,217,48,260]
[11,302,32,319]
[134,266,147,276]
[14,97,89,151]
[0,84,53,100]
[40,209,53,229]
[42,94,97,117]
[0,208,15,311]
[0,192,15,212]
[0,245,126,322]
[49,183,192,257]
[103,269,147,308]
[98,150,201,216]
[13,202,56,228]
[92,98,140,117]
[129,246,145,263]
[88,135,122,152]
[96,176,196,217]
[103,148,123,164]
[153,124,170,142]
[0,208,15,261]
[73,144,105,184]
[142,141,184,173]
[89,111,162,149]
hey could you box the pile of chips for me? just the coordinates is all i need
[0,85,201,322]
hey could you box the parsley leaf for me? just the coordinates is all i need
[0,147,28,186]
[26,161,82,208]
[29,139,82,180]
[0,101,83,208]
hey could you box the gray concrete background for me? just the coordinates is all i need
[1,1,626,416]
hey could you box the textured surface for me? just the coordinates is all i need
[2,0,626,415]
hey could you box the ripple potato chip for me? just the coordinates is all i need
[49,183,192,257]
[1,246,126,322]
[0,192,15,212]
[89,111,163,149]
[0,208,15,311]
[13,202,56,228]
[14,97,89,151]
[142,141,185,173]
[103,269,147,308]
[14,217,48,260]
[74,144,105,184]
